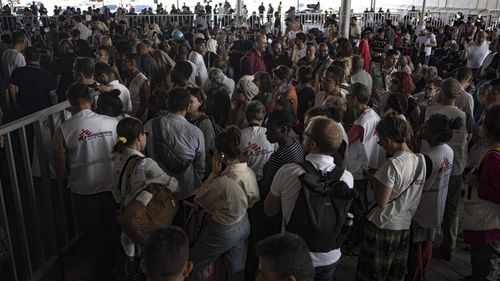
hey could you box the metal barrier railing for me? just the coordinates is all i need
[0,13,325,31]
[486,9,500,29]
[352,10,469,30]
[0,10,470,34]
[0,100,78,281]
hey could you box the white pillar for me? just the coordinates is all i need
[237,0,242,16]
[340,0,351,38]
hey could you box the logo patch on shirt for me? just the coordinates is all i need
[145,170,154,178]
[78,129,113,142]
[79,129,93,141]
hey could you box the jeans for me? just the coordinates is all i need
[315,261,338,281]
[442,175,463,250]
[73,191,117,281]
[187,214,250,281]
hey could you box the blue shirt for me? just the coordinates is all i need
[145,113,205,200]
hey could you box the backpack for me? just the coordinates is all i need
[193,114,224,136]
[285,161,358,252]
[152,117,193,174]
[117,155,178,244]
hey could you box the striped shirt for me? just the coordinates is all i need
[259,139,304,198]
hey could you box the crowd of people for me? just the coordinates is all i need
[0,3,499,281]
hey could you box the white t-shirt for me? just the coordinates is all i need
[188,51,208,86]
[415,33,436,56]
[239,126,277,180]
[270,154,354,267]
[455,89,474,119]
[108,80,133,114]
[351,70,373,98]
[368,151,426,230]
[466,41,490,69]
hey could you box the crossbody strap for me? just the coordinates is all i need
[118,155,144,204]
[368,153,423,214]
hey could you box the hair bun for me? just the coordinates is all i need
[226,126,241,147]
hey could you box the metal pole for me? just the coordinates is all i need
[237,0,241,16]
[421,0,427,23]
[340,0,351,38]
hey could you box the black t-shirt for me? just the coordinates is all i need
[9,64,56,117]
[205,88,230,126]
[297,86,316,123]
[264,52,292,73]
[53,52,77,101]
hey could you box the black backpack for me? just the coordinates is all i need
[285,161,358,252]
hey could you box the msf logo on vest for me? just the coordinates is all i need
[79,129,93,141]
[78,129,113,142]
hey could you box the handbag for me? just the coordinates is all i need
[462,147,500,231]
[118,155,178,245]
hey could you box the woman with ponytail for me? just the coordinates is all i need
[408,113,460,281]
[188,126,260,281]
[112,118,179,280]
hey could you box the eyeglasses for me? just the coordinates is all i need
[391,79,400,85]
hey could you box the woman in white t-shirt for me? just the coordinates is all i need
[408,114,458,281]
[356,116,426,281]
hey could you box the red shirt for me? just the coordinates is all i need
[240,49,266,76]
[359,39,370,72]
[463,151,500,244]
